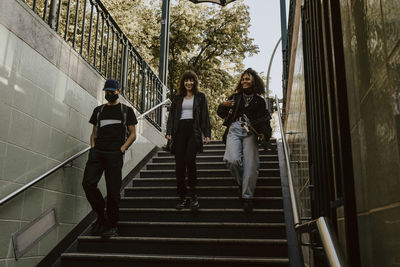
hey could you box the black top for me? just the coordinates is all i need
[89,103,137,151]
[166,92,211,153]
[217,92,270,133]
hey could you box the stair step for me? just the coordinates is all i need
[115,221,286,239]
[119,208,284,223]
[61,253,289,267]
[140,169,281,178]
[124,186,282,197]
[157,149,278,157]
[201,143,276,151]
[120,196,283,209]
[131,177,282,187]
[146,161,279,170]
[76,236,288,257]
[152,154,279,163]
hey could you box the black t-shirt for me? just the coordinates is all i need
[89,103,137,151]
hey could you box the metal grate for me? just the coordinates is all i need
[12,208,58,259]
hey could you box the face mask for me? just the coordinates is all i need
[105,92,118,103]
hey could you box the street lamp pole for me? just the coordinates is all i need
[159,0,171,86]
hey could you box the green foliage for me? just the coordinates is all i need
[102,0,259,139]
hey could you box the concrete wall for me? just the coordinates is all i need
[0,0,164,265]
[339,0,400,266]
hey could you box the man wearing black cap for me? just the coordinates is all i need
[82,79,137,237]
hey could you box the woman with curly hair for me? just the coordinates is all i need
[217,68,271,212]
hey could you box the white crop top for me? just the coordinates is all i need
[180,97,194,120]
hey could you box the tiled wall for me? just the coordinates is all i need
[339,0,400,266]
[0,11,163,267]
[0,22,99,265]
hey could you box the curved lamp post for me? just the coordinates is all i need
[187,0,237,6]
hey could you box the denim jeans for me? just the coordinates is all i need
[223,121,259,199]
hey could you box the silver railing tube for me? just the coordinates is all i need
[317,217,347,267]
[274,95,347,267]
[0,98,171,207]
[275,95,300,226]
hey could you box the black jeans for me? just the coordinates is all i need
[82,148,123,227]
[174,119,198,198]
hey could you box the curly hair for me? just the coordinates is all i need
[177,70,199,96]
[234,68,265,95]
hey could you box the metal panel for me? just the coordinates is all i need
[12,208,58,259]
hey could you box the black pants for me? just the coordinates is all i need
[82,148,123,227]
[174,119,198,198]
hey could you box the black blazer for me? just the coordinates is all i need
[166,92,211,153]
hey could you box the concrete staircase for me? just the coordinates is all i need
[61,140,289,266]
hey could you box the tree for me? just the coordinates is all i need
[101,0,259,139]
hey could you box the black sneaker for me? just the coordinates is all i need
[190,195,200,211]
[243,199,253,212]
[175,198,190,210]
[102,226,118,237]
[91,218,106,236]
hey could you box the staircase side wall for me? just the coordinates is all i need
[0,0,164,265]
[339,1,400,266]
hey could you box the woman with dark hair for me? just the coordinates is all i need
[166,70,211,210]
[217,68,271,212]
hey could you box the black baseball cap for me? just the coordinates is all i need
[103,79,120,91]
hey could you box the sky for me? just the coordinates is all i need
[242,0,288,99]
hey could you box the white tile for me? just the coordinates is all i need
[31,120,52,156]
[12,74,39,117]
[3,144,29,183]
[36,88,54,125]
[51,100,69,133]
[0,104,11,142]
[0,25,21,75]
[19,42,57,96]
[67,108,82,140]
[8,109,34,149]
[48,128,67,162]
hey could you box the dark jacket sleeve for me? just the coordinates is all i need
[217,94,234,119]
[166,97,176,136]
[201,93,211,138]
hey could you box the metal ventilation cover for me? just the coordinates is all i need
[12,207,58,259]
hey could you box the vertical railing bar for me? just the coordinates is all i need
[33,0,38,13]
[115,34,120,81]
[43,0,49,21]
[87,1,94,61]
[72,0,80,48]
[110,28,115,78]
[80,0,87,55]
[104,19,110,77]
[128,50,134,102]
[93,6,100,67]
[133,58,138,108]
[64,0,71,40]
[56,0,63,32]
[99,12,105,72]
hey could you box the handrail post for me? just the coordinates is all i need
[48,0,58,28]
[121,39,129,96]
[140,61,147,113]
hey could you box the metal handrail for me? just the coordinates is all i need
[0,98,171,207]
[274,95,347,267]
[275,95,300,226]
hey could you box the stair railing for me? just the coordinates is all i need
[0,98,171,207]
[274,95,347,267]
